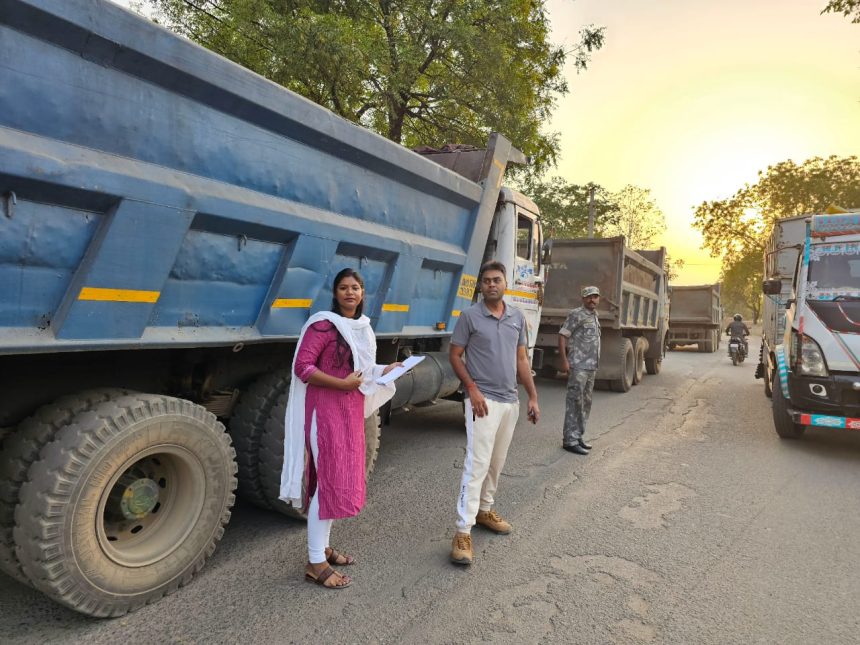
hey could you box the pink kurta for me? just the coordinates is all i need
[293,321,366,520]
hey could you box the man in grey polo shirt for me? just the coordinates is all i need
[448,260,540,565]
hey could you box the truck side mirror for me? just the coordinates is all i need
[762,279,782,295]
[541,241,552,265]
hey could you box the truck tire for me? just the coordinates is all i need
[632,337,646,385]
[13,393,236,617]
[698,338,713,353]
[258,390,382,520]
[0,389,126,586]
[772,380,806,439]
[228,370,291,510]
[644,357,662,375]
[609,339,635,393]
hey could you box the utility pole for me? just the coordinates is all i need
[587,185,595,238]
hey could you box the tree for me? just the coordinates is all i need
[823,0,860,22]
[693,156,860,266]
[522,176,618,239]
[721,251,762,324]
[693,156,860,323]
[146,0,604,173]
[600,185,666,248]
[665,256,685,282]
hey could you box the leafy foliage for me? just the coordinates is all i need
[665,256,685,282]
[693,156,860,266]
[146,0,604,173]
[602,185,666,248]
[693,156,860,324]
[822,0,860,22]
[521,176,618,239]
[720,251,763,324]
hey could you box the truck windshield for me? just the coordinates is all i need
[807,242,860,299]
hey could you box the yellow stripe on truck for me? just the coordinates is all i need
[382,303,409,312]
[505,289,536,300]
[271,298,313,309]
[78,287,160,303]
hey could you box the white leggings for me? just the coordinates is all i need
[307,414,333,563]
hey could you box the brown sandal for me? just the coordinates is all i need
[305,565,352,589]
[325,547,356,566]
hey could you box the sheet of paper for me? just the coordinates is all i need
[374,354,426,385]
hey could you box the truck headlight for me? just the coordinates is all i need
[797,334,828,377]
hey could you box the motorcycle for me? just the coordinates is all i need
[727,334,747,366]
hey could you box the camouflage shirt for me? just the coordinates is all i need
[559,306,601,371]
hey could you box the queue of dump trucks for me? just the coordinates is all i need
[1,0,858,619]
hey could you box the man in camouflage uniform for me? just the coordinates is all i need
[558,286,602,455]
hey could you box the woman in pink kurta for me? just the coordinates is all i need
[293,268,400,590]
[294,320,366,519]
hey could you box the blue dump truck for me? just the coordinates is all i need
[0,0,546,616]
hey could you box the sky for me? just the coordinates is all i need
[546,0,860,284]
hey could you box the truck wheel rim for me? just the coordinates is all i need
[96,445,206,568]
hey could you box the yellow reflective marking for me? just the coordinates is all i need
[493,158,505,173]
[272,298,312,309]
[505,289,537,300]
[452,310,461,317]
[457,274,477,299]
[78,287,160,303]
[382,303,409,312]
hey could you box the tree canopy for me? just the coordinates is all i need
[601,185,666,249]
[823,0,860,22]
[693,156,860,267]
[146,0,604,174]
[522,176,618,239]
[693,155,860,325]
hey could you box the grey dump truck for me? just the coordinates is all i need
[0,0,546,616]
[667,284,722,353]
[535,237,669,392]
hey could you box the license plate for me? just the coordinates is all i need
[729,343,739,349]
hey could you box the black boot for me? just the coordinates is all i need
[563,444,589,455]
[578,439,592,450]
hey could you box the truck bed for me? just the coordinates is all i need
[0,0,516,354]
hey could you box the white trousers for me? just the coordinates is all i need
[455,398,520,533]
[307,414,333,563]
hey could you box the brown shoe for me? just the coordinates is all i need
[476,509,512,534]
[451,532,473,565]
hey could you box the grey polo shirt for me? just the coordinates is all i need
[451,301,528,403]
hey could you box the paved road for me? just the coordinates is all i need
[3,336,860,644]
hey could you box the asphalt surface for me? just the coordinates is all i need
[3,335,860,644]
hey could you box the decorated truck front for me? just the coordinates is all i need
[767,213,860,438]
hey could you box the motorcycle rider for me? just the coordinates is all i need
[725,314,750,356]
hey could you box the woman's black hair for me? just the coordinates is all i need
[330,268,364,367]
[331,268,365,319]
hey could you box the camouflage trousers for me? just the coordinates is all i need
[563,369,596,447]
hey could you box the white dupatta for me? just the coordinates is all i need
[278,312,395,508]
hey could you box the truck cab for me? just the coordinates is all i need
[486,187,545,360]
[768,212,860,437]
